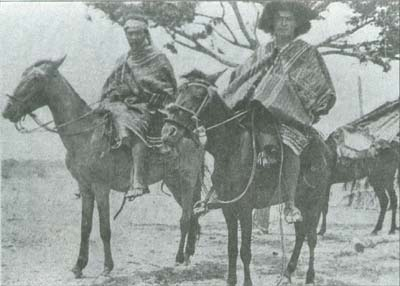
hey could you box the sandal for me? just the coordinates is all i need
[125,187,149,201]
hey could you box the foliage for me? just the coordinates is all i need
[87,0,399,71]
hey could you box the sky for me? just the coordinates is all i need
[0,1,398,160]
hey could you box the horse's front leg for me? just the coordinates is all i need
[185,183,202,264]
[386,183,398,234]
[94,184,114,275]
[239,208,253,286]
[72,187,94,278]
[223,208,238,286]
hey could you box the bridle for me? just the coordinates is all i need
[164,79,214,134]
[3,83,104,137]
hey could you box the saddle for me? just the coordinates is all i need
[90,106,166,158]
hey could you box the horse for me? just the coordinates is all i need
[2,57,204,278]
[161,70,334,286]
[319,134,399,236]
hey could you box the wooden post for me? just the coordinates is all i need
[358,76,364,117]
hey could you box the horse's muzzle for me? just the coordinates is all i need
[2,103,20,123]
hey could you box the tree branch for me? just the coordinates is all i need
[167,28,238,67]
[317,18,375,47]
[228,2,258,49]
[321,50,391,72]
[252,2,261,47]
[213,27,253,50]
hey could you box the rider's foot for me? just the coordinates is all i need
[284,205,303,224]
[125,186,149,201]
[257,148,278,168]
[193,192,220,216]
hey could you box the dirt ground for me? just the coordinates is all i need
[1,166,399,286]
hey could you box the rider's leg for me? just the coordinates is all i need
[126,141,149,199]
[282,145,302,223]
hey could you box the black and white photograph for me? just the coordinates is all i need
[1,1,399,285]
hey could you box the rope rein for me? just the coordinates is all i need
[194,110,257,209]
[3,91,104,136]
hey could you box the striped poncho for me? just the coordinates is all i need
[100,45,177,146]
[224,39,336,126]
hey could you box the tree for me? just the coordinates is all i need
[87,0,399,71]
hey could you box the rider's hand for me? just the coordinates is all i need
[148,92,166,109]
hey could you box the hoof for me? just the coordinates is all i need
[184,254,191,266]
[71,267,83,279]
[175,254,185,265]
[101,266,112,277]
[284,269,292,283]
[317,230,325,236]
[389,230,396,235]
[243,279,253,286]
[227,277,237,286]
[371,231,379,236]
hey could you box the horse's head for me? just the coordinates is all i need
[162,69,225,147]
[2,56,66,123]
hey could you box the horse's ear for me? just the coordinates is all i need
[207,69,227,85]
[51,55,67,71]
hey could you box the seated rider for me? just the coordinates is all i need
[100,14,177,200]
[217,1,336,223]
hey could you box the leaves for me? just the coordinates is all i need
[87,0,399,70]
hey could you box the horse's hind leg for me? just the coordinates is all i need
[72,187,94,278]
[371,184,388,235]
[223,208,239,286]
[305,213,320,285]
[318,184,331,236]
[94,184,114,275]
[386,183,398,234]
[285,222,306,282]
[239,209,253,286]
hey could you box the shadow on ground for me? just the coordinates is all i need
[94,261,226,286]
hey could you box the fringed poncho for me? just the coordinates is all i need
[100,45,177,147]
[223,39,336,125]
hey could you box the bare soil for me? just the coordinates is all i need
[1,167,399,286]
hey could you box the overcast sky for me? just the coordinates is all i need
[0,2,398,160]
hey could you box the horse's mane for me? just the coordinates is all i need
[26,59,91,110]
[59,74,90,109]
[181,69,209,82]
[33,59,54,67]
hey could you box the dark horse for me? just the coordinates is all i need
[161,70,334,285]
[319,134,399,235]
[2,57,204,278]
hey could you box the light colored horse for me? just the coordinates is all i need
[2,57,204,278]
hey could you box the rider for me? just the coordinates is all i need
[100,14,177,200]
[219,1,336,223]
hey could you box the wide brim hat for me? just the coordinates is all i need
[258,1,318,35]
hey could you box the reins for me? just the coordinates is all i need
[3,92,105,136]
[206,110,258,205]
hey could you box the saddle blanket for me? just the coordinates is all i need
[279,124,310,156]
